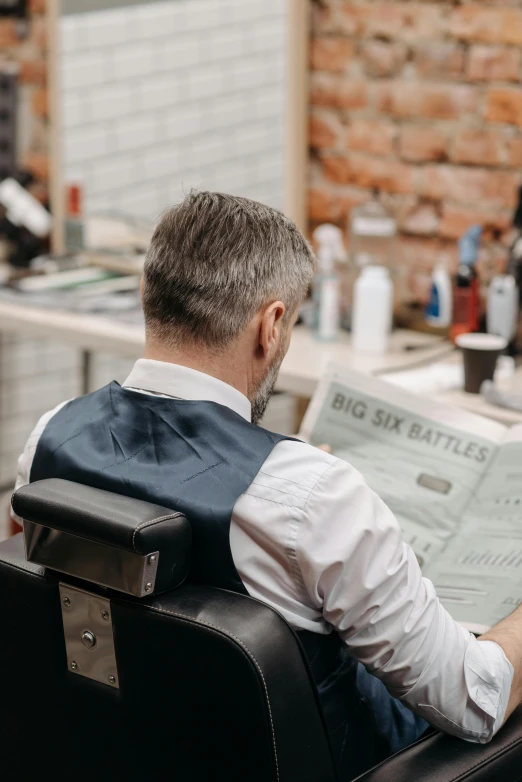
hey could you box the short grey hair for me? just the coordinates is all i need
[142,191,315,349]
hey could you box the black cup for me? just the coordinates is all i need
[455,333,508,394]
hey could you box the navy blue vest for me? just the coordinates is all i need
[30,382,426,779]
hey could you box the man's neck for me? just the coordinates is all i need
[143,342,250,398]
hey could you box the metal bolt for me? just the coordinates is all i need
[63,596,71,607]
[145,582,152,592]
[148,555,156,564]
[101,610,110,621]
[108,675,116,685]
[71,661,78,671]
[81,630,97,649]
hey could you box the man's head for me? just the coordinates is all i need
[142,191,315,423]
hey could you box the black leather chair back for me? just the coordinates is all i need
[3,479,522,782]
[0,480,338,782]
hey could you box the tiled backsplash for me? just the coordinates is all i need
[60,0,287,219]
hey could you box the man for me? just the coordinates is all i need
[14,192,522,778]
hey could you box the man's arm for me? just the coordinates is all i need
[296,456,515,743]
[481,606,522,726]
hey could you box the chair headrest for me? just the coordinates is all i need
[12,479,192,597]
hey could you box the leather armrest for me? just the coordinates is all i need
[355,706,522,782]
[12,479,192,593]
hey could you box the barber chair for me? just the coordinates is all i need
[1,479,522,782]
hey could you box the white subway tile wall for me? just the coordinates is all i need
[0,335,82,487]
[60,0,287,219]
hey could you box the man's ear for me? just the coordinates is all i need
[258,301,285,358]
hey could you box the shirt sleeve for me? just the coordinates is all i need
[295,457,514,743]
[11,401,70,525]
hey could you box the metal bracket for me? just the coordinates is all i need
[59,583,119,689]
[25,521,160,597]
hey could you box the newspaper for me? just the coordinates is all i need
[300,363,522,633]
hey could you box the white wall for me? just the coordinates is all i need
[60,0,287,220]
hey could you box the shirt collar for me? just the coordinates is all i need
[123,359,252,422]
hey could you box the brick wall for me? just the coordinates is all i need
[0,0,49,204]
[308,1,522,302]
[60,0,286,219]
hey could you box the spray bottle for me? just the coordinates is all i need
[312,224,346,342]
[449,225,482,343]
[425,256,452,328]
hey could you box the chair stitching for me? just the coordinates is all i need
[443,734,522,782]
[131,513,185,552]
[351,726,522,780]
[0,553,44,576]
[142,603,280,782]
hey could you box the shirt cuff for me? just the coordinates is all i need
[405,632,514,743]
[471,639,514,739]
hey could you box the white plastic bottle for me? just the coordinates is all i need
[352,265,393,355]
[487,274,519,342]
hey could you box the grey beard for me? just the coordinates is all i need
[250,357,282,426]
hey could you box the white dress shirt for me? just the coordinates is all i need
[14,359,513,743]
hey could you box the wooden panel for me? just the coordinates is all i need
[47,0,65,254]
[285,0,310,233]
